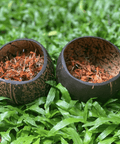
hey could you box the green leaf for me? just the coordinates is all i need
[108,113,120,124]
[35,116,53,126]
[23,114,37,127]
[46,81,57,87]
[83,98,93,122]
[0,129,11,142]
[115,141,120,144]
[66,127,83,144]
[26,104,45,115]
[0,111,16,121]
[42,139,53,144]
[83,129,92,144]
[45,87,56,109]
[48,118,82,136]
[98,137,116,144]
[83,117,110,130]
[0,97,11,101]
[56,83,71,103]
[25,97,46,107]
[103,99,118,107]
[79,0,84,11]
[16,126,31,138]
[56,100,70,110]
[61,137,69,144]
[48,31,57,36]
[11,135,35,144]
[114,130,120,137]
[33,138,40,144]
[57,108,70,118]
[33,127,49,136]
[97,125,118,141]
[93,101,106,117]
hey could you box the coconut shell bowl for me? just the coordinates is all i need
[0,38,54,105]
[56,36,120,103]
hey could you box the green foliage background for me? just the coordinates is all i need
[0,0,120,143]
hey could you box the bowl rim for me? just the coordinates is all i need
[0,38,47,85]
[61,36,120,86]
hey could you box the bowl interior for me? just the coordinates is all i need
[0,40,44,82]
[0,40,44,61]
[64,37,120,83]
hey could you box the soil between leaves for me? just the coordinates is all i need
[64,38,120,83]
[0,50,44,81]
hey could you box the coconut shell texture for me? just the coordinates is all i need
[0,39,54,105]
[56,37,120,103]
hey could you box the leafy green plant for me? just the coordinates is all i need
[0,81,120,143]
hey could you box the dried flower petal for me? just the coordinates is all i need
[0,51,44,81]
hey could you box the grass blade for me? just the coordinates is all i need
[103,98,118,107]
[23,114,37,127]
[97,125,118,141]
[66,127,83,144]
[83,117,110,130]
[48,118,82,136]
[0,129,11,143]
[0,97,11,101]
[46,81,57,87]
[61,137,69,144]
[11,135,35,144]
[56,83,71,103]
[83,129,92,144]
[42,139,53,144]
[93,101,106,117]
[45,87,56,109]
[98,137,116,144]
[33,138,40,144]
[83,98,93,122]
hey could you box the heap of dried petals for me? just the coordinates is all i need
[67,57,114,83]
[64,40,120,83]
[0,50,44,81]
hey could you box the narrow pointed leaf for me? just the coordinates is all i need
[61,137,69,144]
[33,138,40,144]
[0,129,11,142]
[67,127,83,144]
[45,87,56,109]
[97,125,118,141]
[98,137,116,144]
[83,129,92,144]
[93,101,106,117]
[0,97,11,101]
[56,83,71,103]
[48,118,82,136]
[103,99,118,107]
[23,114,37,127]
[83,117,110,130]
[11,135,35,144]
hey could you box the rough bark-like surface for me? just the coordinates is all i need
[0,40,54,105]
[64,37,120,80]
[56,37,120,103]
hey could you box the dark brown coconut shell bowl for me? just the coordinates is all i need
[56,36,120,103]
[0,39,54,105]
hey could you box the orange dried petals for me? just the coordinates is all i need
[0,51,44,81]
[96,67,99,74]
[87,65,91,72]
[0,67,4,74]
[66,55,114,83]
